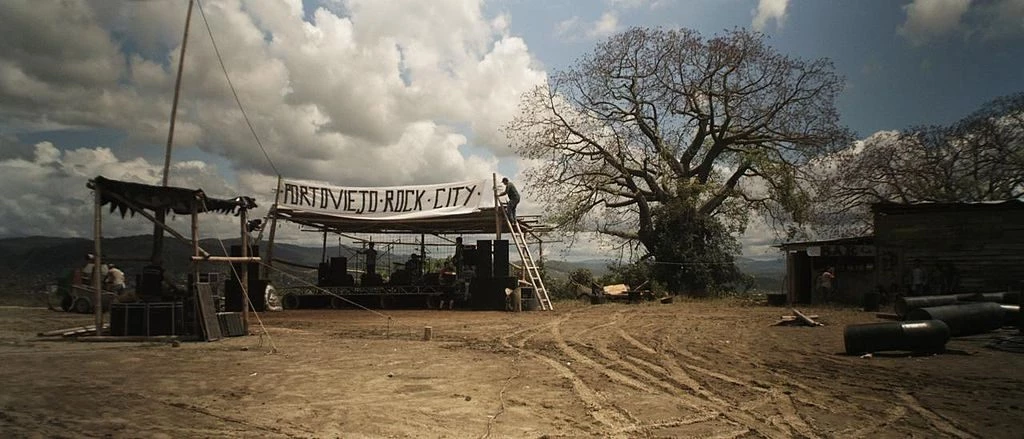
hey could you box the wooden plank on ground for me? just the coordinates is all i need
[195,283,223,341]
[792,308,824,327]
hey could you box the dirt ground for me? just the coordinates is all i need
[1,299,1022,439]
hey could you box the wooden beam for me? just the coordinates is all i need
[792,308,824,327]
[190,256,261,263]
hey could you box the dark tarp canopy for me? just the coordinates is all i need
[88,176,256,218]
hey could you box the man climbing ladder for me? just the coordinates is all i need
[497,177,520,222]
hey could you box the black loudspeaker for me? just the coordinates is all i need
[468,277,518,311]
[227,245,265,312]
[318,262,330,286]
[493,240,510,277]
[330,257,350,286]
[476,240,493,278]
[224,277,267,312]
[139,265,164,298]
[224,279,243,312]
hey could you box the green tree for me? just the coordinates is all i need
[809,92,1024,238]
[649,196,745,295]
[506,27,849,291]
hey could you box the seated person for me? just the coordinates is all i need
[104,264,126,294]
[80,253,109,286]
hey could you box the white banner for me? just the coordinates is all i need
[278,179,491,220]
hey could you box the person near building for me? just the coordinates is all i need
[817,267,835,303]
[910,259,927,295]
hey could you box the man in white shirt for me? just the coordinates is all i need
[81,254,109,286]
[104,264,126,293]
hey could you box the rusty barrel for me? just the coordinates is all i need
[905,302,1006,337]
[844,320,950,355]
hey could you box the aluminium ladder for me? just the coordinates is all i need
[501,207,553,310]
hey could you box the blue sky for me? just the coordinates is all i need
[0,0,1021,260]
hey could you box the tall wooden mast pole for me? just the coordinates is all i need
[152,0,195,265]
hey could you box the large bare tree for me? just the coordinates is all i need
[506,28,849,256]
[811,92,1024,238]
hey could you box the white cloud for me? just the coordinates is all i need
[0,142,244,239]
[751,0,789,31]
[898,0,972,45]
[0,0,548,239]
[974,0,1024,39]
[555,12,621,41]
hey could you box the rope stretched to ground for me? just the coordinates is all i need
[481,343,524,439]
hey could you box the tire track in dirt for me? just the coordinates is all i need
[607,320,808,439]
[498,312,637,434]
[837,404,908,438]
[897,392,977,439]
[531,309,792,438]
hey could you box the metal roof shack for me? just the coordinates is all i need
[778,236,876,305]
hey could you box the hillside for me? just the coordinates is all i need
[0,236,785,299]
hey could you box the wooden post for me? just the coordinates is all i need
[153,0,196,266]
[493,173,501,240]
[191,204,199,312]
[265,176,283,271]
[320,230,327,262]
[93,187,103,336]
[240,209,249,329]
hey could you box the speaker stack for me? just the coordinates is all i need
[225,245,266,312]
[467,239,517,310]
[493,240,510,277]
[475,240,493,278]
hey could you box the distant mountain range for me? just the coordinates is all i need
[0,235,784,297]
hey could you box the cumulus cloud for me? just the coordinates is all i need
[0,0,547,239]
[555,12,621,41]
[752,0,789,31]
[0,142,245,239]
[899,0,1024,44]
[898,0,972,44]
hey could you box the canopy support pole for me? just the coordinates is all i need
[93,187,104,336]
[493,173,501,240]
[265,176,283,272]
[240,208,250,329]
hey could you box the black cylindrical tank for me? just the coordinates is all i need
[895,295,963,317]
[905,302,1006,336]
[844,320,950,355]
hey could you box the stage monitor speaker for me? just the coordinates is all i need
[224,279,243,312]
[476,240,493,278]
[223,278,267,312]
[139,265,164,298]
[493,240,510,277]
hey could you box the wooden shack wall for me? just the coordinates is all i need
[874,206,1024,294]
